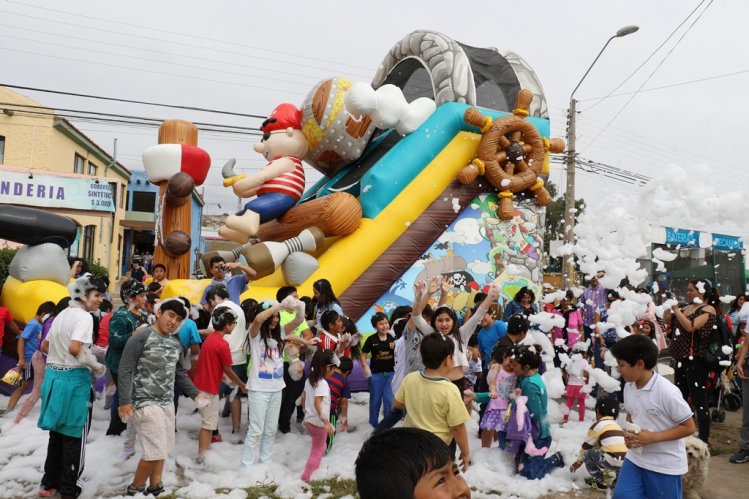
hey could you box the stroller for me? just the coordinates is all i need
[710,365,743,423]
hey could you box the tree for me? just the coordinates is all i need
[544,181,585,271]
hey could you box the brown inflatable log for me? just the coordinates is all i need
[256,192,362,242]
[499,197,515,220]
[457,163,480,185]
[153,120,197,279]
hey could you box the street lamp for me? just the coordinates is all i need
[562,25,639,288]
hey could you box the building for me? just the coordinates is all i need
[122,170,204,276]
[0,86,129,282]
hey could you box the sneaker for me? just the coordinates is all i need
[554,452,565,468]
[146,482,164,496]
[126,484,147,496]
[730,449,749,464]
[211,434,223,443]
[585,477,609,490]
[37,488,58,497]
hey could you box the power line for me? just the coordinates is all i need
[0,83,266,118]
[582,0,715,152]
[582,0,707,112]
[0,7,374,80]
[6,0,376,73]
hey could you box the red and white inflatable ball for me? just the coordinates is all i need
[142,144,211,186]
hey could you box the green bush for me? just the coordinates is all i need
[0,247,19,293]
[88,259,111,282]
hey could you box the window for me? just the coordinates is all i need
[132,191,156,213]
[88,161,97,176]
[74,153,85,174]
[82,225,96,262]
[0,135,5,164]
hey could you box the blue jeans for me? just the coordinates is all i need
[374,407,404,434]
[517,436,562,480]
[368,372,393,427]
[241,390,283,467]
[613,458,681,499]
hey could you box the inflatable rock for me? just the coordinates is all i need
[9,243,71,286]
[282,252,320,286]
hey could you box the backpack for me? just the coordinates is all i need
[703,313,733,373]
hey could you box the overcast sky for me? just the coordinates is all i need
[1,0,746,236]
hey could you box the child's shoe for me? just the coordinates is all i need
[37,488,58,497]
[126,484,146,496]
[585,477,609,490]
[211,433,223,443]
[146,482,164,496]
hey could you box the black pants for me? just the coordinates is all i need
[106,373,126,436]
[278,362,305,433]
[675,356,710,442]
[41,389,93,498]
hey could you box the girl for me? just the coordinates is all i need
[412,279,500,392]
[633,319,657,341]
[480,345,516,448]
[511,344,563,479]
[301,349,337,482]
[562,347,590,423]
[240,298,309,467]
[313,279,343,330]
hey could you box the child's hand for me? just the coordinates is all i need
[428,277,440,295]
[490,391,498,399]
[440,276,451,294]
[18,359,26,369]
[626,429,655,448]
[458,451,471,472]
[569,460,582,473]
[325,421,335,436]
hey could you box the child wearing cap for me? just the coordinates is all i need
[221,103,308,241]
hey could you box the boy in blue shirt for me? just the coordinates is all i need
[1,301,55,415]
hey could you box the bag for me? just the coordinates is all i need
[1,366,22,386]
[703,314,734,373]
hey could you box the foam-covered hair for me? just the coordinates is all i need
[68,273,106,303]
[211,305,239,330]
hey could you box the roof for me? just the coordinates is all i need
[53,116,131,180]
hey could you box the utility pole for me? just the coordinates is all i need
[563,98,576,288]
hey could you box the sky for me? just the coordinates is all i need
[1,0,747,235]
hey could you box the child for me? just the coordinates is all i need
[465,335,483,394]
[563,347,591,423]
[37,274,107,498]
[150,263,169,297]
[355,427,471,499]
[609,334,695,499]
[118,297,202,496]
[2,301,55,415]
[634,320,656,342]
[393,333,471,471]
[569,397,627,490]
[510,344,564,479]
[480,345,515,449]
[361,312,395,427]
[241,298,308,467]
[300,349,337,482]
[313,278,344,330]
[191,306,248,463]
[326,356,353,453]
[319,310,350,357]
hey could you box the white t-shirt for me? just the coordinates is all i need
[413,310,485,372]
[209,299,247,366]
[247,333,286,392]
[623,372,693,475]
[46,306,94,368]
[303,378,331,427]
[567,357,590,386]
[391,336,407,394]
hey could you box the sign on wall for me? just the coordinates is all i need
[0,170,116,212]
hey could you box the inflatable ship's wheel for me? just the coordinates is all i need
[458,89,552,220]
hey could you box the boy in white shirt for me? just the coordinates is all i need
[610,334,695,499]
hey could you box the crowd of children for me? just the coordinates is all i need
[0,267,736,499]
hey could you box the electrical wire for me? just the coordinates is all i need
[581,0,715,152]
[582,0,706,112]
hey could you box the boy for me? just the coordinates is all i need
[150,263,169,297]
[37,274,107,499]
[361,312,395,427]
[326,356,353,453]
[569,397,627,490]
[356,427,471,499]
[191,306,248,462]
[610,334,695,499]
[118,297,202,496]
[319,310,349,356]
[393,333,471,471]
[96,300,113,348]
[2,301,55,415]
[105,279,147,436]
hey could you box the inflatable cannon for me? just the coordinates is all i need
[0,206,76,322]
[142,120,211,278]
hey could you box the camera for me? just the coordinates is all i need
[218,264,226,272]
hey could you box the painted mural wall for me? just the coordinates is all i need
[354,194,545,333]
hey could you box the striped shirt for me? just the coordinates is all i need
[325,371,350,413]
[257,156,305,200]
[579,416,627,466]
